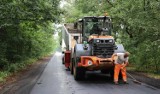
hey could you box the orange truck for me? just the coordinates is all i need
[61,16,125,80]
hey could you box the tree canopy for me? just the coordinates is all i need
[0,0,61,72]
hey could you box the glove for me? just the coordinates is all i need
[121,64,126,70]
[121,67,124,70]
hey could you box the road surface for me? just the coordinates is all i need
[30,50,160,94]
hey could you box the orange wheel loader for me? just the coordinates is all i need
[62,16,125,80]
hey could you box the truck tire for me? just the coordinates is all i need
[70,62,73,75]
[62,57,64,64]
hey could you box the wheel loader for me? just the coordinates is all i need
[61,16,125,80]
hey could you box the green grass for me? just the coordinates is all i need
[0,71,10,82]
[0,58,37,83]
[0,49,56,83]
[127,66,160,79]
[146,73,160,79]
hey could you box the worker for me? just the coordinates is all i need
[112,52,130,85]
[90,23,101,35]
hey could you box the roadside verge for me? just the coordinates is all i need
[128,71,160,89]
[0,55,53,94]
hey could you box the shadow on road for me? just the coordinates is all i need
[65,69,113,84]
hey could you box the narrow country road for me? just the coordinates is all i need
[30,50,160,94]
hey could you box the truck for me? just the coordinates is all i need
[61,16,125,80]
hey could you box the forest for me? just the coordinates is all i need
[0,0,61,81]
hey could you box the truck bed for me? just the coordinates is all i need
[62,23,81,51]
[64,23,81,34]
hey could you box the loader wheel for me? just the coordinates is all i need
[101,70,109,74]
[110,70,114,79]
[119,70,122,80]
[73,49,85,80]
[73,64,85,80]
[110,69,122,80]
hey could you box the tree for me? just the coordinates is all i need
[0,0,61,69]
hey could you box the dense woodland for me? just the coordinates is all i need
[62,0,160,73]
[0,0,159,81]
[0,0,61,81]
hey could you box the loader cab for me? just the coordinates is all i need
[81,16,112,41]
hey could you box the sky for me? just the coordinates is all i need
[60,0,67,8]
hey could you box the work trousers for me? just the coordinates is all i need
[114,64,127,82]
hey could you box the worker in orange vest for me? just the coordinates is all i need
[112,52,130,85]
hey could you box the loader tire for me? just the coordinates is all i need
[119,70,122,80]
[110,70,114,79]
[74,65,85,80]
[110,70,122,80]
[101,70,109,74]
[73,49,85,80]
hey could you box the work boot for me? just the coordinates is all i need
[114,81,119,85]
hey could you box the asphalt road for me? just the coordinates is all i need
[30,50,160,94]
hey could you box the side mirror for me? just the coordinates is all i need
[62,51,64,54]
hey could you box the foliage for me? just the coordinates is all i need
[61,0,107,22]
[0,0,61,80]
[0,71,10,82]
[109,0,160,73]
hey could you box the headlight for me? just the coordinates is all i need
[96,39,100,43]
[109,39,113,42]
[88,60,92,65]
